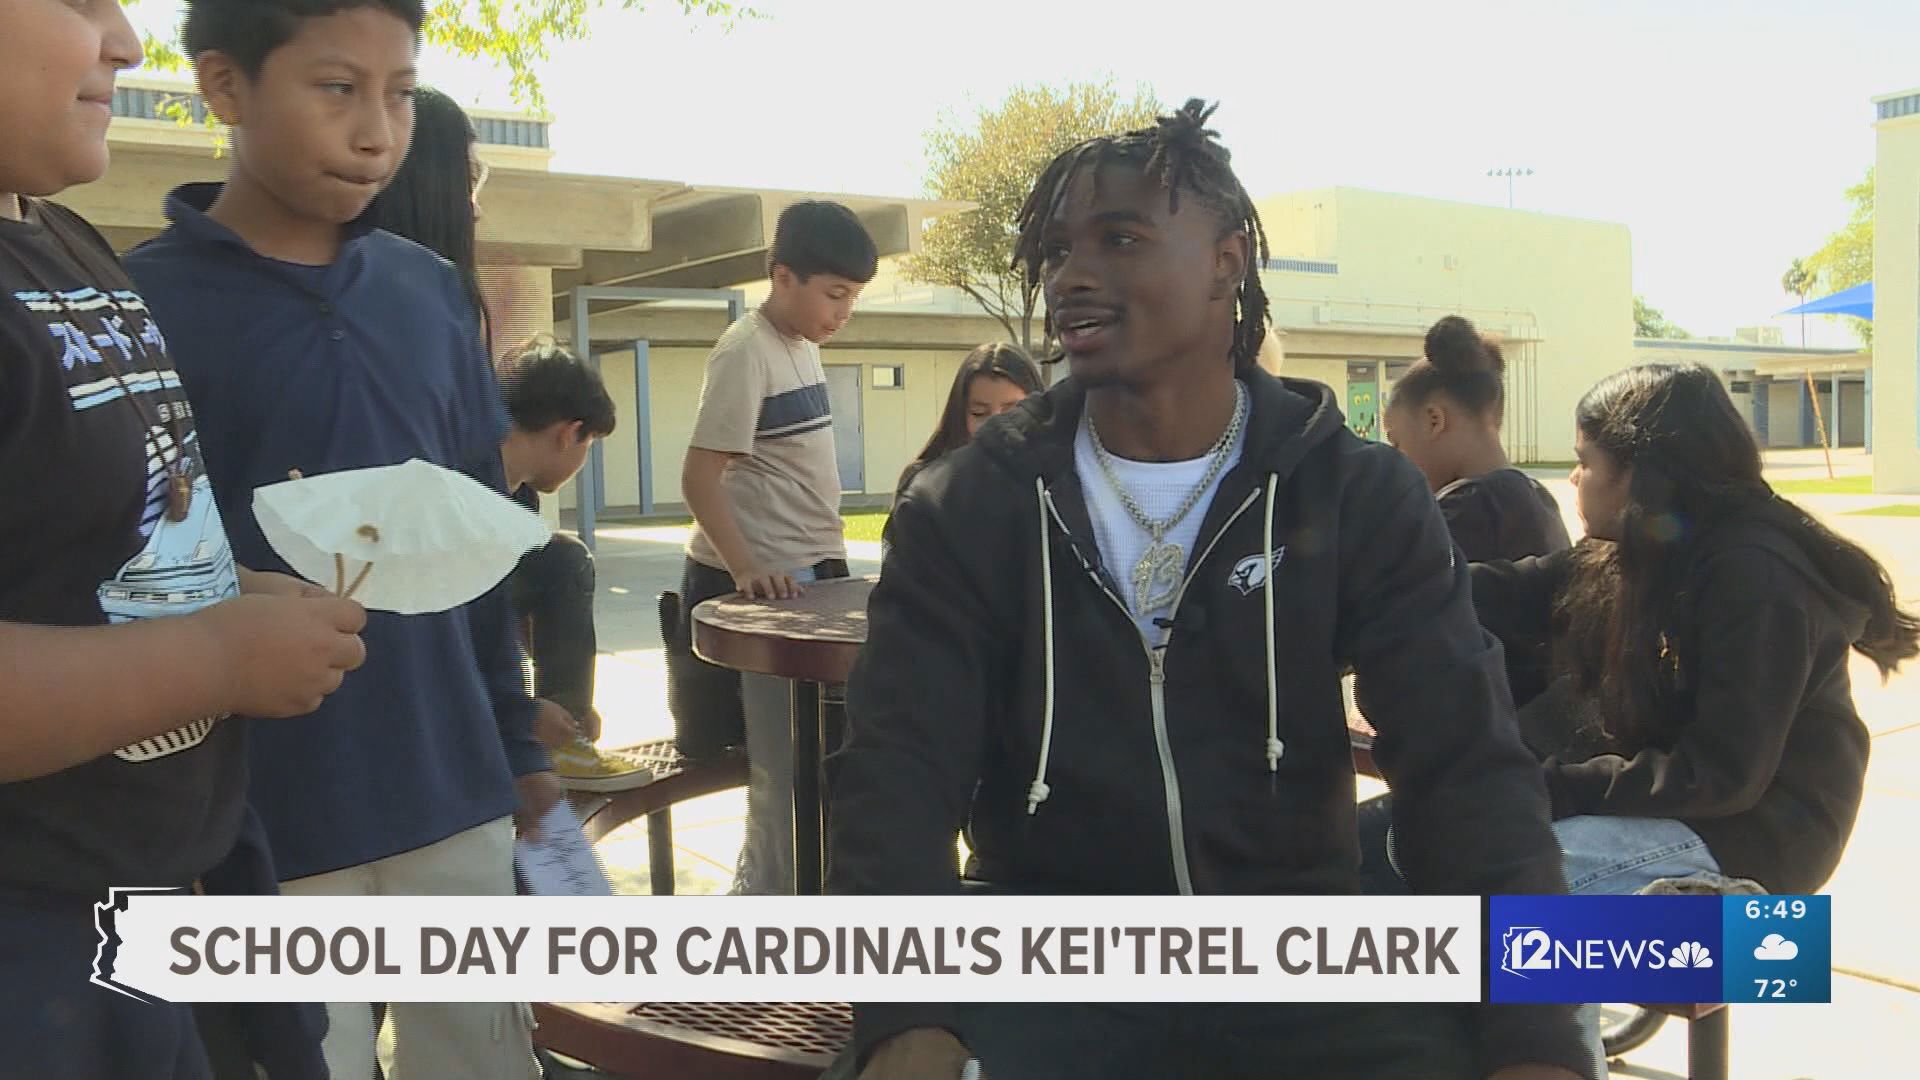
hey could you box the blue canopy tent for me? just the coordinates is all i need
[1782,281,1874,319]
[1769,281,1873,464]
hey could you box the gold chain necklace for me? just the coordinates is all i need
[1087,381,1249,615]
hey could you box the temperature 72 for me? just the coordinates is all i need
[1754,978,1798,999]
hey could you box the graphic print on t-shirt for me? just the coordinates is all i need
[13,283,239,762]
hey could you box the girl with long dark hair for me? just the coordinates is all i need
[893,342,1045,503]
[1474,361,1916,896]
[367,85,489,348]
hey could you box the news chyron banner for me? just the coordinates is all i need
[93,894,1481,1004]
[1490,895,1833,1004]
[92,892,1834,1006]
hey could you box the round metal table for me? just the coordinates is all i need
[692,576,874,895]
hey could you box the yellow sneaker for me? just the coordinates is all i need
[552,738,657,792]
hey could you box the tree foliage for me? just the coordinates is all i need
[904,82,1160,351]
[1633,295,1691,340]
[129,0,751,110]
[1801,167,1874,345]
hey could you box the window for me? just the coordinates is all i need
[1262,257,1339,275]
[471,116,553,149]
[871,365,905,390]
[1878,93,1920,121]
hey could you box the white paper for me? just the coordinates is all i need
[253,459,550,615]
[514,801,614,897]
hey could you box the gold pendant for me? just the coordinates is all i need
[1132,542,1185,615]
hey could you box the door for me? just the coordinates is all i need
[824,364,864,492]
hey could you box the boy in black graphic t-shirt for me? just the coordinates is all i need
[0,4,365,1077]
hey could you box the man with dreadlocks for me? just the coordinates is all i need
[823,100,1592,1080]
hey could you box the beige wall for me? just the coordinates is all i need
[565,344,978,513]
[1257,188,1633,461]
[553,301,1016,513]
[1873,94,1920,491]
[1276,355,1348,408]
[855,349,970,495]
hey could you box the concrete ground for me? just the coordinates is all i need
[568,448,1918,1079]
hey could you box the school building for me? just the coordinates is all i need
[1873,86,1920,493]
[1635,337,1871,451]
[76,77,1882,520]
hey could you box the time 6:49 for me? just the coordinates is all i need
[1746,899,1808,919]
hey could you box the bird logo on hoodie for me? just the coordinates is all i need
[1228,546,1287,596]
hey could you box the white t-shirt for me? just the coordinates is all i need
[686,310,847,573]
[1074,407,1247,644]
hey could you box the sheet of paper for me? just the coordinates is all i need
[514,800,615,896]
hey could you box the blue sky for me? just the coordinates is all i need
[128,0,1918,341]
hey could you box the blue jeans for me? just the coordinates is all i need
[1555,814,1720,896]
[509,531,597,727]
[1356,804,1714,1080]
[1354,800,1721,897]
[1557,815,1720,1079]
[730,563,821,896]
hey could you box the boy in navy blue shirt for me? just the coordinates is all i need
[0,2,366,1077]
[125,3,551,1077]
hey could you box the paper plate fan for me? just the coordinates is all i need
[254,459,551,615]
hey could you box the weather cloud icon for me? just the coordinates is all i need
[1754,934,1800,961]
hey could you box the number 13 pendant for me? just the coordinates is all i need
[1132,541,1185,617]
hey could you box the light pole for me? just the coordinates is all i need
[1487,167,1534,209]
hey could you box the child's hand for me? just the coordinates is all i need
[533,699,579,751]
[238,568,328,599]
[194,594,367,718]
[514,770,565,838]
[732,567,802,600]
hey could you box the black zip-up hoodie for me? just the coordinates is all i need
[827,370,1590,1076]
[1471,520,1874,896]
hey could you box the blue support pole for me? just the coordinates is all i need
[633,339,654,516]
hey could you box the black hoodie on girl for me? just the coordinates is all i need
[1472,521,1873,897]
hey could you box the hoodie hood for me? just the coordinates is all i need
[1697,511,1872,645]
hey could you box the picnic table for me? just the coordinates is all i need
[535,579,874,1078]
[692,576,874,896]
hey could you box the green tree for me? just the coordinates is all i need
[905,82,1160,351]
[1780,257,1814,347]
[129,1,751,109]
[1633,295,1691,340]
[1802,166,1874,345]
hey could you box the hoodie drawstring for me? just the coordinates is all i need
[1263,473,1284,779]
[1028,476,1056,815]
[1028,472,1285,813]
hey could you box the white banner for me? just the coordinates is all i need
[96,891,1481,1004]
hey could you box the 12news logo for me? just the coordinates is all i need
[1489,894,1828,1004]
[1502,927,1715,979]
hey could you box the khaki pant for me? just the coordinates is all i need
[279,816,540,1080]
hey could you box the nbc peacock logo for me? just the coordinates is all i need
[1668,941,1714,969]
